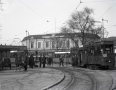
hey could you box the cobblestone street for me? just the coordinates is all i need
[0,67,64,90]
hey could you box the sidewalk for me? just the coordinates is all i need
[0,64,65,90]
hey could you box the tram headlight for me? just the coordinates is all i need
[106,59,111,63]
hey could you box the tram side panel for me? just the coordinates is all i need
[87,55,103,67]
[80,54,88,67]
[80,54,115,68]
[102,54,115,67]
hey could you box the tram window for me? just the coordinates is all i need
[102,45,113,54]
[95,47,101,55]
[91,49,94,55]
[85,50,87,54]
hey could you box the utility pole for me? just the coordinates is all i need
[102,18,108,39]
[26,30,28,48]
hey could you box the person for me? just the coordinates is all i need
[39,55,42,67]
[15,54,19,67]
[42,55,46,68]
[29,54,35,68]
[24,53,28,71]
[29,55,31,68]
[75,55,78,66]
[47,56,51,65]
[71,55,75,66]
[49,56,53,66]
[46,56,49,65]
[59,56,64,66]
[51,56,53,66]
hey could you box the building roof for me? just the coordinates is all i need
[22,33,100,41]
[106,36,116,45]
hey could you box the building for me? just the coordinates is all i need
[21,33,100,56]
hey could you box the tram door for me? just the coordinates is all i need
[79,50,82,66]
[115,56,116,67]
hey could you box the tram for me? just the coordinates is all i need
[71,40,115,69]
[0,45,27,70]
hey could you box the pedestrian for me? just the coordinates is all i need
[47,56,51,65]
[46,56,49,65]
[59,56,64,66]
[71,55,74,66]
[23,53,28,71]
[29,54,35,68]
[75,55,78,66]
[39,55,42,67]
[15,54,19,67]
[49,56,53,66]
[42,55,46,68]
[29,55,31,67]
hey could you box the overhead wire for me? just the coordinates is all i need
[45,0,82,34]
[62,0,82,26]
[82,0,116,3]
[18,0,49,22]
[18,0,82,34]
[97,2,116,20]
[77,0,116,21]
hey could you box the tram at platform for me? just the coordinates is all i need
[0,45,27,70]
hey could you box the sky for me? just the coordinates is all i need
[0,0,116,45]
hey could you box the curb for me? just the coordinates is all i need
[42,71,65,90]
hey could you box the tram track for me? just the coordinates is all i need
[75,68,114,90]
[66,68,98,90]
[106,72,113,90]
[48,67,98,90]
[48,67,115,90]
[61,69,76,90]
[46,67,75,90]
[105,71,115,90]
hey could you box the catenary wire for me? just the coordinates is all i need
[18,0,49,22]
[97,2,116,20]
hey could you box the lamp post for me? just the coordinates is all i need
[26,30,30,56]
[26,30,27,47]
[102,18,108,39]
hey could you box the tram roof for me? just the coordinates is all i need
[0,45,27,51]
[83,40,114,47]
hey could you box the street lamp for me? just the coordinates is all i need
[102,18,108,39]
[26,30,30,56]
[26,30,27,47]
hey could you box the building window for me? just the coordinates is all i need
[46,41,49,48]
[38,42,41,48]
[31,42,34,48]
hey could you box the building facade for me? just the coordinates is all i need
[21,33,100,56]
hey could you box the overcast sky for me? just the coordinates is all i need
[0,0,116,45]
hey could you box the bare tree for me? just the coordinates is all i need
[61,7,102,46]
[61,26,79,47]
[51,34,68,51]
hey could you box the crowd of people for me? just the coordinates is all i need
[15,52,54,71]
[1,51,79,71]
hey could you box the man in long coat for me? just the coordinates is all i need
[24,53,28,71]
[39,56,42,67]
[29,54,35,68]
[42,55,46,68]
